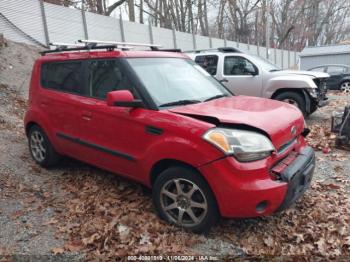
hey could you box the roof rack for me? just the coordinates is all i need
[80,40,181,52]
[185,47,242,54]
[40,39,164,55]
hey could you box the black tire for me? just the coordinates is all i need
[153,166,219,233]
[28,125,61,168]
[274,91,307,116]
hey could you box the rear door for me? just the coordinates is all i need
[221,55,262,96]
[40,60,87,155]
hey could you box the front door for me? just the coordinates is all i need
[76,59,149,179]
[221,56,262,97]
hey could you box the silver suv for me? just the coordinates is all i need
[188,48,329,116]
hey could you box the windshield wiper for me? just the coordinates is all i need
[269,69,281,72]
[204,94,228,102]
[159,99,201,107]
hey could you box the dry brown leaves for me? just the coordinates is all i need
[51,169,200,259]
[217,181,350,258]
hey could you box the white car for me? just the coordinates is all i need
[188,47,329,116]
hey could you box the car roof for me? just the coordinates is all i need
[38,50,190,63]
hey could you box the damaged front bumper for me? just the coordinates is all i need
[275,146,315,211]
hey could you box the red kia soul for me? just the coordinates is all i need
[25,42,315,233]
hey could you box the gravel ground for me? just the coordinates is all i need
[0,40,350,260]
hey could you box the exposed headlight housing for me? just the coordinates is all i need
[306,88,318,98]
[203,128,275,162]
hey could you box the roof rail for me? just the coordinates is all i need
[40,39,163,55]
[185,47,242,54]
[78,39,161,49]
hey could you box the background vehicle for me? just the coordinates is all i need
[188,48,329,116]
[25,41,314,233]
[308,64,350,93]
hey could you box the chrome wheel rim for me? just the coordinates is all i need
[30,131,46,162]
[341,82,350,93]
[282,98,298,107]
[160,178,207,227]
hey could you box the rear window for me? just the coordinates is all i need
[41,61,84,95]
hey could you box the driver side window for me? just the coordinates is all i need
[224,56,257,76]
[88,59,136,99]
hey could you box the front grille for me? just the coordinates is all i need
[313,78,328,98]
[277,138,296,154]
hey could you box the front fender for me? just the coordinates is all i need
[139,136,224,186]
[264,75,316,98]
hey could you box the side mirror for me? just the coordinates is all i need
[107,90,144,108]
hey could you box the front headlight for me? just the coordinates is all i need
[306,88,318,98]
[203,128,275,162]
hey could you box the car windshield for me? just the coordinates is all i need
[250,55,281,72]
[127,58,231,107]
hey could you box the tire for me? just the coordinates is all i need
[274,91,307,116]
[28,125,61,168]
[340,81,350,93]
[152,166,219,233]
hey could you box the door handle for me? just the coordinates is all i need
[40,99,49,107]
[81,111,92,121]
[219,78,228,83]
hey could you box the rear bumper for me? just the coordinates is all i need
[199,146,315,218]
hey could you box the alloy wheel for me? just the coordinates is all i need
[160,178,208,227]
[30,130,46,162]
[340,82,350,93]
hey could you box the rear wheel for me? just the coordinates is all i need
[340,81,350,93]
[28,125,61,168]
[152,166,219,233]
[275,91,307,116]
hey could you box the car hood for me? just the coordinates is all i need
[169,96,304,150]
[279,70,329,79]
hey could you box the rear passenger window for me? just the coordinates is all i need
[41,61,83,94]
[88,60,135,99]
[194,55,218,75]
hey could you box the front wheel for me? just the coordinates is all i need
[274,91,307,116]
[152,166,219,233]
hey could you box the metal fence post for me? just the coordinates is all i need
[294,51,297,68]
[81,0,89,40]
[172,28,177,49]
[119,13,125,42]
[192,32,197,50]
[209,37,213,48]
[281,49,284,69]
[224,37,227,47]
[274,47,277,65]
[148,22,154,44]
[288,46,291,68]
[257,41,260,56]
[39,0,49,46]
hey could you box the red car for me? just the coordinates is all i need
[24,42,315,233]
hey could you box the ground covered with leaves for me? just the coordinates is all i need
[1,41,350,260]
